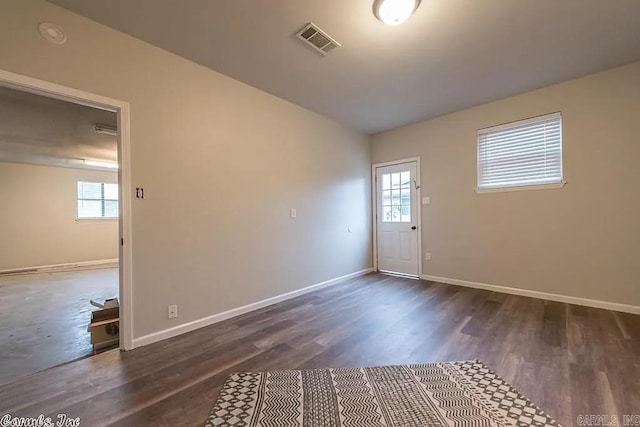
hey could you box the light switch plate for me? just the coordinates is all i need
[290,208,297,218]
[422,197,430,205]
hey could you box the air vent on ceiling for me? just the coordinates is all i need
[296,22,342,56]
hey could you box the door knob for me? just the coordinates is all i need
[411,226,417,230]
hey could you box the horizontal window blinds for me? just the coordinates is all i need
[77,181,119,219]
[477,112,562,189]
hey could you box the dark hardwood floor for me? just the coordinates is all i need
[1,273,638,426]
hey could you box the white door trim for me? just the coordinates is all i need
[372,157,422,276]
[0,68,134,351]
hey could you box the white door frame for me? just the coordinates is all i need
[372,157,422,277]
[0,69,134,351]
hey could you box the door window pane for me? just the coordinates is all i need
[401,205,410,222]
[401,188,410,206]
[380,171,411,223]
[401,171,410,188]
[391,173,400,189]
[383,206,392,222]
[391,189,401,206]
[382,190,391,206]
[382,174,391,190]
[391,206,401,222]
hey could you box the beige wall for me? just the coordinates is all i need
[0,1,372,338]
[373,61,640,307]
[0,161,118,270]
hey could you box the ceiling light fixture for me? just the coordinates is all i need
[84,159,118,169]
[373,0,421,26]
[93,124,118,136]
[38,22,67,44]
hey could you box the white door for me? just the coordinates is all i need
[376,161,419,277]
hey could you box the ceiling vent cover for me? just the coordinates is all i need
[296,22,342,56]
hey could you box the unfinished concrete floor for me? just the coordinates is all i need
[0,267,118,386]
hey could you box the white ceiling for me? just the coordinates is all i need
[0,86,117,167]
[47,0,640,134]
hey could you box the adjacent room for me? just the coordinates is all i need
[0,86,120,385]
[0,0,638,426]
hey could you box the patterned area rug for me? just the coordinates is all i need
[205,360,560,426]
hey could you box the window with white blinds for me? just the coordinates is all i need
[477,112,563,190]
[77,181,119,219]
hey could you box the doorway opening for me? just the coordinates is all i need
[0,69,132,386]
[372,158,422,278]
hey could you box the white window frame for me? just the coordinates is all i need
[77,180,119,220]
[476,112,566,193]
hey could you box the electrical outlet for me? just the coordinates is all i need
[425,252,432,261]
[168,304,178,319]
[422,196,430,205]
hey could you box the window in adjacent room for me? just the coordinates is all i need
[77,181,119,219]
[477,112,564,192]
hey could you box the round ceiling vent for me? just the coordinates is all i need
[38,22,67,44]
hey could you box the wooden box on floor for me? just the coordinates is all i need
[88,306,119,353]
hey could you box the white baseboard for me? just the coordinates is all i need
[421,274,640,315]
[0,258,119,276]
[132,268,374,349]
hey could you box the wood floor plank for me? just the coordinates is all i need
[1,273,638,427]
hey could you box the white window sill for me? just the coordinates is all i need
[475,181,566,194]
[76,217,118,221]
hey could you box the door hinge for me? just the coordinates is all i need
[120,238,124,246]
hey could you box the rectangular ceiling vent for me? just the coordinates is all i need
[296,22,342,56]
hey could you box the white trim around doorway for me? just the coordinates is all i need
[0,69,134,351]
[371,157,422,277]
